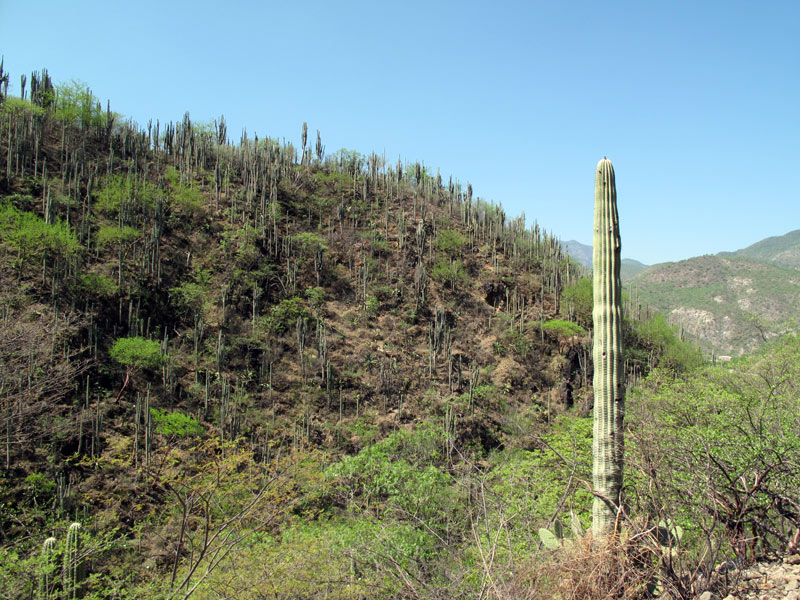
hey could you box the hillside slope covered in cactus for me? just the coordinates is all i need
[3,66,795,599]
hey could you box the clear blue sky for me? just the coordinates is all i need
[1,0,798,265]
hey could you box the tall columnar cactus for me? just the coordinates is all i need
[592,158,624,537]
[63,522,83,599]
[39,536,58,600]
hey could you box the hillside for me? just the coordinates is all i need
[0,67,714,599]
[630,254,800,355]
[722,228,800,269]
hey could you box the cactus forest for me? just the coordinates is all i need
[0,65,799,600]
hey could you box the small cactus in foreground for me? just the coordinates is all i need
[538,511,586,550]
[592,158,625,537]
[655,518,684,555]
[63,522,84,599]
[39,536,58,599]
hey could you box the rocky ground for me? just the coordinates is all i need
[701,554,800,600]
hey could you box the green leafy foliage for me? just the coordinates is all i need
[109,337,163,369]
[489,416,593,543]
[626,313,704,372]
[94,175,157,217]
[221,223,276,291]
[304,286,325,310]
[150,408,203,438]
[0,97,45,119]
[325,425,457,526]
[24,473,56,505]
[628,336,800,562]
[430,257,466,290]
[561,277,592,326]
[292,232,327,254]
[95,225,140,248]
[436,229,467,256]
[164,166,206,217]
[0,201,81,264]
[52,80,106,129]
[170,268,213,323]
[76,272,119,298]
[266,297,310,335]
[364,295,378,316]
[541,319,585,337]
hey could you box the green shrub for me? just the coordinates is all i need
[365,295,379,316]
[164,166,205,217]
[304,286,325,309]
[561,277,592,326]
[94,175,157,216]
[541,319,585,337]
[0,202,81,263]
[170,269,212,322]
[266,297,310,335]
[24,472,56,504]
[487,416,593,552]
[95,225,140,248]
[628,342,800,562]
[430,257,466,290]
[109,337,163,370]
[625,313,703,372]
[150,409,203,438]
[436,229,467,256]
[324,425,456,525]
[77,273,119,298]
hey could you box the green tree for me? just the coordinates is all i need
[626,313,704,373]
[266,297,310,335]
[436,229,467,257]
[430,257,466,291]
[561,277,592,327]
[53,80,106,129]
[109,337,164,401]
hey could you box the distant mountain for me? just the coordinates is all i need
[629,249,800,356]
[621,258,648,281]
[564,240,592,269]
[563,240,648,281]
[721,229,800,270]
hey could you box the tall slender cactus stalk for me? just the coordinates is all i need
[39,537,58,600]
[63,522,83,599]
[592,158,624,537]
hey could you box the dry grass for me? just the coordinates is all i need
[499,529,667,600]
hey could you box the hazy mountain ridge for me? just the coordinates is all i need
[630,235,800,355]
[721,228,800,270]
[566,230,800,355]
[562,239,648,280]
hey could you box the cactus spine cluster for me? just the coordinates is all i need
[592,158,624,537]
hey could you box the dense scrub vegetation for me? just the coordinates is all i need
[0,64,792,599]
